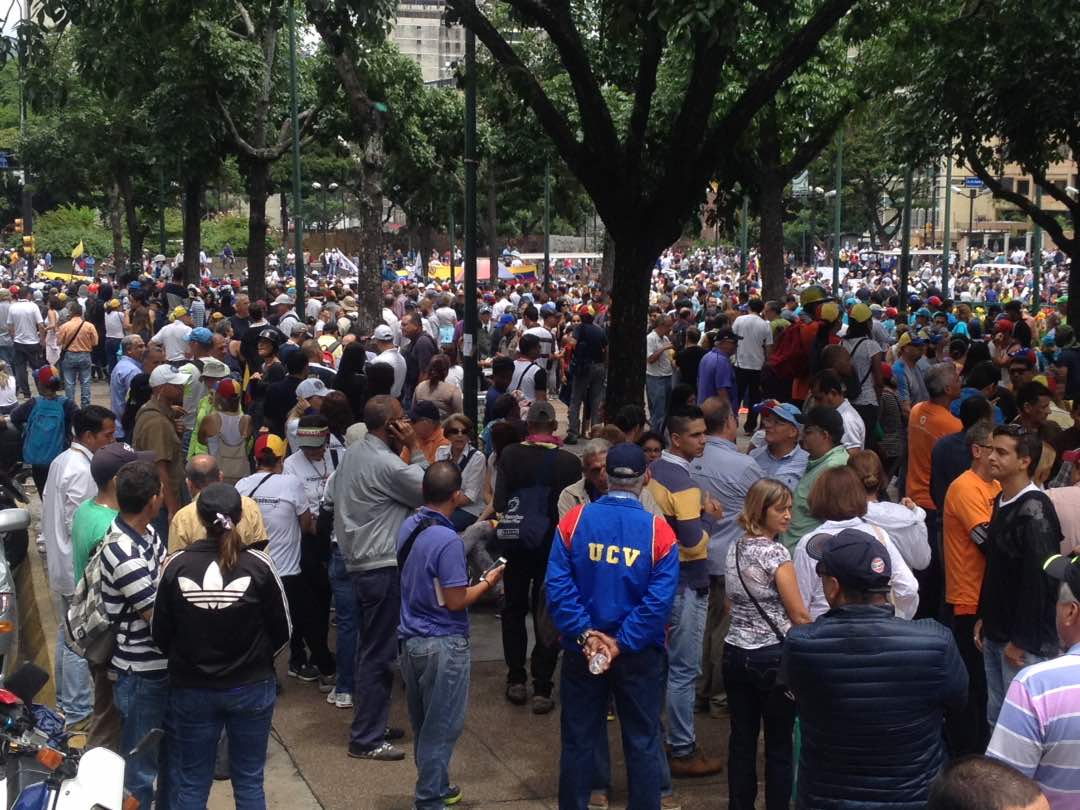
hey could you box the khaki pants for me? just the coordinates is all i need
[696,575,730,709]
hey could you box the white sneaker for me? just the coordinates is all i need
[327,689,353,708]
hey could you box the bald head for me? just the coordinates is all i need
[422,461,462,506]
[186,455,222,493]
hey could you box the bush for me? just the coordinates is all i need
[31,205,112,259]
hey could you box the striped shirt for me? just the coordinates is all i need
[987,644,1080,808]
[645,452,710,591]
[101,517,167,672]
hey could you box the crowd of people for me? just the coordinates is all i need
[3,241,1078,810]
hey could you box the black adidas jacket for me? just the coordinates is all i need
[151,541,291,689]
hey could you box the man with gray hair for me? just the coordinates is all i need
[559,438,663,520]
[167,455,268,552]
[646,316,675,433]
[110,333,146,441]
[987,553,1080,805]
[906,360,962,620]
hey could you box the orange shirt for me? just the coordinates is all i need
[906,401,962,510]
[942,469,1000,615]
[56,317,99,354]
[400,426,449,465]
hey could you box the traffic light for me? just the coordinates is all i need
[21,236,34,255]
[13,219,22,234]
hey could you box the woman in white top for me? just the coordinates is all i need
[792,466,920,619]
[435,413,486,531]
[0,361,17,414]
[104,298,128,374]
[199,379,253,485]
[848,450,931,571]
[44,295,62,367]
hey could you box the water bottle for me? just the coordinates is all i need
[589,651,609,675]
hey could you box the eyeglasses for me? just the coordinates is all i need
[444,427,467,437]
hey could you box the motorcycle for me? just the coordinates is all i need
[0,662,158,810]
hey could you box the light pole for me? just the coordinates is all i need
[462,12,478,429]
[942,157,952,295]
[287,0,305,317]
[159,169,166,254]
[543,160,551,290]
[739,195,749,280]
[312,182,324,234]
[899,167,914,317]
[950,183,991,269]
[329,182,339,232]
[831,130,844,297]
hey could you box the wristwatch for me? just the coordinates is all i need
[576,630,594,649]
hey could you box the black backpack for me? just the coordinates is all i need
[496,449,558,552]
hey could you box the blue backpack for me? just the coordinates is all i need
[23,397,67,466]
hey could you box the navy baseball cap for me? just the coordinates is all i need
[410,400,440,423]
[607,442,647,479]
[1044,554,1080,598]
[806,528,892,592]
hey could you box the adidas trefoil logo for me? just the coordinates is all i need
[178,561,251,610]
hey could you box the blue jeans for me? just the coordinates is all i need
[106,337,122,375]
[114,669,170,810]
[50,591,92,724]
[666,586,708,757]
[349,567,400,750]
[167,678,276,810]
[645,374,672,433]
[983,638,1045,727]
[560,645,664,810]
[329,547,357,695]
[402,635,471,809]
[61,350,92,409]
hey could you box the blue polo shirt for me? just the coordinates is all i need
[397,507,469,640]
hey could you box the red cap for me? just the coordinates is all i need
[215,378,240,399]
[253,433,287,459]
[995,319,1014,334]
[36,365,60,387]
[7,286,17,295]
[927,296,942,307]
[885,307,898,318]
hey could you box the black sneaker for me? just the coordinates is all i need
[384,726,405,742]
[289,664,319,682]
[347,741,405,761]
[564,435,578,445]
[505,683,527,705]
[443,784,463,805]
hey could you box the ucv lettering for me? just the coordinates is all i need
[587,543,641,567]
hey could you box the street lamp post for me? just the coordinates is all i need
[1032,185,1043,309]
[942,157,952,296]
[832,130,844,297]
[159,169,166,254]
[312,182,324,235]
[287,0,305,317]
[543,160,551,290]
[462,15,478,429]
[899,166,914,318]
[448,197,455,284]
[739,195,749,279]
[329,182,339,233]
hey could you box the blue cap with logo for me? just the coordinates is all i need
[188,327,213,345]
[755,399,801,427]
[806,528,892,592]
[606,442,647,479]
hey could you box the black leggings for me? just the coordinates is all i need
[282,541,334,675]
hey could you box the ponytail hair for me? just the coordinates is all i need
[195,483,245,572]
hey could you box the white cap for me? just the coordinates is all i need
[372,324,394,342]
[272,293,293,306]
[149,365,191,388]
[296,378,331,399]
[200,357,231,379]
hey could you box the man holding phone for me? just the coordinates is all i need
[398,462,506,809]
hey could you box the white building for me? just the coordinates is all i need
[391,1,465,84]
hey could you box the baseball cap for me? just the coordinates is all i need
[215,378,240,400]
[819,301,840,323]
[896,331,927,349]
[756,399,801,427]
[714,328,742,343]
[148,365,191,388]
[849,303,871,323]
[296,423,330,449]
[479,305,492,315]
[36,365,61,388]
[885,307,898,319]
[1043,553,1080,600]
[371,324,394,342]
[994,319,1015,335]
[188,327,213,345]
[796,405,844,439]
[607,443,647,479]
[200,358,231,379]
[296,378,331,400]
[91,443,155,487]
[410,400,440,423]
[272,293,293,306]
[253,433,287,460]
[927,295,942,307]
[526,400,556,424]
[195,482,243,528]
[290,322,310,337]
[170,306,188,321]
[806,528,892,592]
[498,313,516,327]
[540,302,557,316]
[914,307,932,319]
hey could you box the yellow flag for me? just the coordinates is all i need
[71,241,84,259]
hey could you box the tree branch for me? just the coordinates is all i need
[234,0,256,38]
[780,102,855,180]
[623,16,665,172]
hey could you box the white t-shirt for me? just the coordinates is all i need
[9,301,42,345]
[510,358,543,401]
[524,325,556,367]
[371,348,407,398]
[435,444,486,516]
[646,330,674,377]
[837,398,866,451]
[104,311,125,339]
[283,449,339,514]
[152,320,192,362]
[235,472,308,576]
[732,314,773,371]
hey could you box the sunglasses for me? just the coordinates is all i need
[444,427,467,437]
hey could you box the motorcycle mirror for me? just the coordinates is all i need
[0,508,30,533]
[129,728,164,759]
[5,662,48,705]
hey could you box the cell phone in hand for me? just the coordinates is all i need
[481,557,507,580]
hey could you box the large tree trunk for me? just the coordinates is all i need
[354,131,384,334]
[416,220,434,279]
[107,181,127,272]
[758,172,786,301]
[604,238,657,416]
[247,161,270,303]
[182,176,202,285]
[1068,243,1080,328]
[487,166,499,281]
[600,233,615,292]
